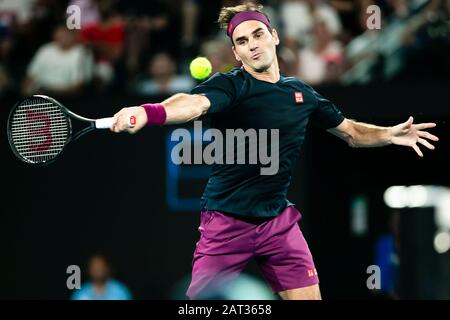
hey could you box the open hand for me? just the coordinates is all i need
[390,116,439,157]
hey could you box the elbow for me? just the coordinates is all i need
[346,129,359,148]
[180,93,209,121]
[191,106,204,120]
[173,93,205,117]
[191,94,209,117]
[347,135,358,148]
[345,121,360,148]
[334,119,359,148]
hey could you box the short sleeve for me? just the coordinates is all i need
[190,72,238,114]
[310,88,345,129]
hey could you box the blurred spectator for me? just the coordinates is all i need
[80,0,125,88]
[180,0,198,59]
[71,254,132,300]
[0,63,11,96]
[298,19,344,84]
[330,0,375,42]
[0,21,13,94]
[0,0,35,29]
[278,46,298,76]
[200,39,238,73]
[0,0,447,96]
[30,1,67,47]
[385,0,410,20]
[0,0,35,63]
[0,15,13,57]
[280,0,342,49]
[22,25,94,97]
[193,0,227,42]
[118,1,172,79]
[68,0,101,27]
[134,52,194,96]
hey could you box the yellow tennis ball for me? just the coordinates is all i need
[189,57,212,80]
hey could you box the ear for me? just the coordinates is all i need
[232,46,241,62]
[272,29,280,46]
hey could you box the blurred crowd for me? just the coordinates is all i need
[0,0,449,99]
[71,253,133,300]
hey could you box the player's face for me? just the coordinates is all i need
[232,20,279,73]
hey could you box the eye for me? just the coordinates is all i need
[255,33,262,38]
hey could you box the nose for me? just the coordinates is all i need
[249,39,258,51]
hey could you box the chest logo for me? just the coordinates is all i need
[294,92,304,104]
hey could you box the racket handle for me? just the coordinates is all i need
[95,116,136,129]
[95,117,114,129]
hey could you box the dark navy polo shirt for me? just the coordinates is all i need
[191,67,345,218]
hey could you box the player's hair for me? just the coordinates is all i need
[217,2,268,30]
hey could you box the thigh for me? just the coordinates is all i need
[186,211,255,299]
[255,213,319,294]
[187,250,253,299]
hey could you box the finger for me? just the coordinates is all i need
[119,119,128,132]
[415,123,436,130]
[110,119,117,132]
[412,144,423,157]
[111,113,121,132]
[406,116,413,125]
[112,120,119,133]
[123,121,133,133]
[114,114,125,132]
[122,115,136,133]
[109,117,116,132]
[401,116,413,129]
[128,115,136,127]
[417,131,439,141]
[127,119,137,134]
[418,138,435,150]
[122,119,133,132]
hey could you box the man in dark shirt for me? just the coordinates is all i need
[110,3,438,300]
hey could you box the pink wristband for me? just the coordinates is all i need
[140,103,167,126]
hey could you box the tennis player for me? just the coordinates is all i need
[111,3,438,300]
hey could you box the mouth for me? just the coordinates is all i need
[252,52,263,60]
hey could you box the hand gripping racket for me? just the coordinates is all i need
[7,95,135,165]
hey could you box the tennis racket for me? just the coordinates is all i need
[7,95,135,165]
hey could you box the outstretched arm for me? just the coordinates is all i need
[327,117,439,157]
[110,93,211,133]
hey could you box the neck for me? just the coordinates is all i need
[243,59,280,83]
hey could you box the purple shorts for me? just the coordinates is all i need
[186,206,319,299]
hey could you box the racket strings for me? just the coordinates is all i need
[10,97,70,163]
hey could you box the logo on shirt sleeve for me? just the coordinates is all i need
[294,92,304,104]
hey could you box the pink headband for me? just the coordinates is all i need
[227,11,272,39]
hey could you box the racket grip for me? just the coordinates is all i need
[95,117,114,129]
[95,116,136,129]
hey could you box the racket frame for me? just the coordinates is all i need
[7,95,98,165]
